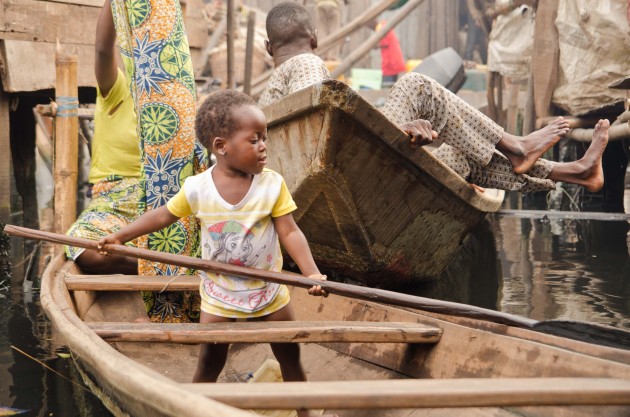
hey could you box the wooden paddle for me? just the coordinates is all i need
[4,224,630,349]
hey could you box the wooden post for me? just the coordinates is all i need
[0,88,10,225]
[53,44,79,243]
[522,72,536,135]
[226,0,235,89]
[531,0,559,118]
[243,10,256,96]
[330,0,427,79]
[198,16,227,77]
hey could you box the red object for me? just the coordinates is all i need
[378,22,406,76]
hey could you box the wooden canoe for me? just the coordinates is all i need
[262,80,504,287]
[41,255,630,417]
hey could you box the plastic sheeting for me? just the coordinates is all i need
[487,2,535,80]
[553,0,630,115]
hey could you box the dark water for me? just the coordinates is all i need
[1,204,629,415]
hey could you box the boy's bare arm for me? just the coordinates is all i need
[273,213,328,296]
[98,205,180,250]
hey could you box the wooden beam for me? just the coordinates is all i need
[36,104,94,119]
[65,274,200,291]
[182,378,630,409]
[88,321,443,344]
[0,0,100,44]
[0,40,95,92]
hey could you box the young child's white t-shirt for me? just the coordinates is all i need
[166,167,296,318]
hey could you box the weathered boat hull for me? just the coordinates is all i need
[263,80,504,287]
[41,256,630,417]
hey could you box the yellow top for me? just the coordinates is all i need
[89,68,141,183]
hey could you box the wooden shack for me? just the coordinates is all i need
[0,0,207,268]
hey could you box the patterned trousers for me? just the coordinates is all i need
[382,73,556,192]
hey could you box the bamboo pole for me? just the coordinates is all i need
[567,122,630,143]
[329,0,426,80]
[243,10,256,96]
[226,0,235,89]
[53,44,79,243]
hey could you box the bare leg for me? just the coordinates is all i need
[76,249,138,274]
[264,305,337,417]
[547,119,609,192]
[192,312,234,383]
[497,116,570,174]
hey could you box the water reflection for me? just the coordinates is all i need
[489,214,630,330]
[0,264,113,417]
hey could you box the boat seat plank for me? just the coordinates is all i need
[88,321,442,344]
[65,274,200,291]
[182,377,630,410]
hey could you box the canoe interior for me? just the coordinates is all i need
[263,80,504,287]
[49,259,630,417]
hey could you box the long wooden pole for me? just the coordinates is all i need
[5,224,630,348]
[53,44,79,241]
[329,0,426,79]
[4,224,533,326]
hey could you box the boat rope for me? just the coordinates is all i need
[159,275,182,293]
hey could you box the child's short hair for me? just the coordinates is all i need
[266,2,315,49]
[195,90,257,149]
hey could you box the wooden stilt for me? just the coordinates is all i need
[226,0,235,89]
[53,44,79,245]
[243,10,256,96]
[0,87,10,225]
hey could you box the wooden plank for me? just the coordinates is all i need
[1,40,95,92]
[0,0,100,44]
[88,321,443,344]
[0,0,203,46]
[65,274,201,291]
[182,378,630,409]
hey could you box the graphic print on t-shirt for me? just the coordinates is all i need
[205,220,270,291]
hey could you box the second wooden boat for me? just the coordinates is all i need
[263,80,504,287]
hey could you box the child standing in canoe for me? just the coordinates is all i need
[98,90,333,417]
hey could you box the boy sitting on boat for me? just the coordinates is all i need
[98,90,334,417]
[259,2,609,194]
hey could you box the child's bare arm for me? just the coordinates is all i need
[273,213,328,296]
[97,205,180,251]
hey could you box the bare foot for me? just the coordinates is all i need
[547,119,609,192]
[499,117,570,174]
[576,119,609,192]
